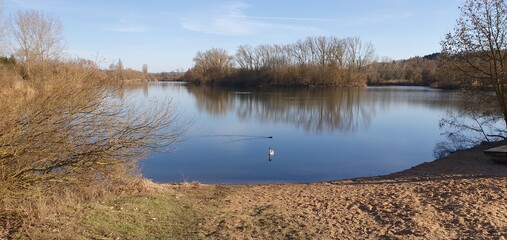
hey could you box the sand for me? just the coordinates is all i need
[197,141,507,239]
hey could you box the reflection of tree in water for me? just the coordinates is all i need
[234,88,375,134]
[185,86,462,134]
[116,81,151,100]
[186,86,234,116]
[115,83,470,158]
[434,95,506,158]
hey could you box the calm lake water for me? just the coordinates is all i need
[124,82,461,184]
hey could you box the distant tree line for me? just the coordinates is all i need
[183,36,462,88]
[0,55,16,65]
[183,36,376,87]
[108,59,156,81]
[367,53,461,89]
[154,71,185,81]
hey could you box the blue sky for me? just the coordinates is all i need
[2,0,463,72]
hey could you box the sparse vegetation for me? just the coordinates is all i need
[2,0,507,238]
[442,0,507,127]
[0,9,184,238]
[108,58,157,81]
[18,181,227,239]
[436,0,507,156]
[0,60,183,237]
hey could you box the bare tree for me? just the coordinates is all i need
[255,44,274,70]
[329,37,346,68]
[291,39,311,65]
[442,0,507,128]
[116,58,124,79]
[142,63,148,76]
[191,35,376,86]
[345,37,375,70]
[236,45,255,70]
[192,48,234,82]
[117,58,124,70]
[0,59,184,206]
[435,0,507,157]
[314,36,331,66]
[8,10,64,64]
[341,37,375,84]
[0,1,6,55]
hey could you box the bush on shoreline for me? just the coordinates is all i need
[0,60,183,238]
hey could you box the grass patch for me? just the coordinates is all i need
[21,183,228,239]
[81,194,199,239]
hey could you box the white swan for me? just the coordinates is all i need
[269,147,275,159]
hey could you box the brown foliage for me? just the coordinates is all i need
[0,60,183,237]
[184,36,374,87]
[367,55,448,87]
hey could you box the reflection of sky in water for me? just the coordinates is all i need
[123,82,461,184]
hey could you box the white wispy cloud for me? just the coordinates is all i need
[105,17,151,33]
[180,1,320,36]
[106,25,150,33]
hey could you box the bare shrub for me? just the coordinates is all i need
[434,108,506,158]
[0,60,184,237]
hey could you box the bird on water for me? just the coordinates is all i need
[269,147,275,161]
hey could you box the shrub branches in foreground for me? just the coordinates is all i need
[0,61,184,236]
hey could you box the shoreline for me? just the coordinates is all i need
[156,79,457,90]
[191,141,507,239]
[382,139,507,180]
[326,139,505,183]
[22,140,507,239]
[150,140,507,187]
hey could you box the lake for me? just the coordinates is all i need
[123,82,461,184]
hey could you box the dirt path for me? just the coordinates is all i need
[197,141,507,239]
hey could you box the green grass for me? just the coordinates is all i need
[21,184,228,240]
[80,193,202,239]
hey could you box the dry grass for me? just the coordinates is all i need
[0,61,184,238]
[13,180,228,239]
[0,177,147,238]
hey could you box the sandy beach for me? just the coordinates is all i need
[6,140,506,239]
[191,141,507,239]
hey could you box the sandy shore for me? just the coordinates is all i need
[195,141,507,239]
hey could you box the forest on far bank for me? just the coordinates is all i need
[180,36,461,89]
